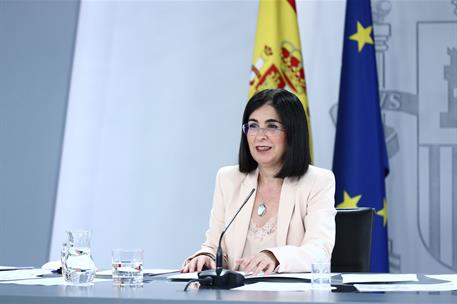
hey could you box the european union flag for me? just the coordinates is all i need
[332,0,389,272]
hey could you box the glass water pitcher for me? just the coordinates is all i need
[61,230,97,285]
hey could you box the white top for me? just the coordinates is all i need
[241,216,278,259]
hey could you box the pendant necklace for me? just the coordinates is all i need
[257,202,267,217]
[257,185,268,217]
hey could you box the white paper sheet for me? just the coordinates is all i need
[41,260,61,271]
[167,272,198,280]
[233,282,336,291]
[261,273,339,280]
[342,273,418,284]
[354,282,457,292]
[0,269,52,281]
[233,282,314,291]
[0,266,34,271]
[425,274,457,283]
[0,277,110,286]
[97,268,179,277]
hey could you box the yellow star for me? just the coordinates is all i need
[376,198,388,226]
[336,191,362,209]
[349,21,374,52]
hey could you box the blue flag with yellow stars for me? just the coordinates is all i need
[332,0,389,272]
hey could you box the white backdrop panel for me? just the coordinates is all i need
[50,0,344,268]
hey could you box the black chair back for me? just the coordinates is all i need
[331,207,375,272]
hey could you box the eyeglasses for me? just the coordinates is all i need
[242,122,285,136]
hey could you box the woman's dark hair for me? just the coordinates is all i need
[238,89,310,178]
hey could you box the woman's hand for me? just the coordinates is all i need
[235,251,279,275]
[181,255,216,273]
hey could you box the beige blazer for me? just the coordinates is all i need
[188,165,336,273]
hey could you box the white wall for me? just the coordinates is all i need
[51,0,258,268]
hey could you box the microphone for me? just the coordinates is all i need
[198,188,255,289]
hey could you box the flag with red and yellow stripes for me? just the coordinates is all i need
[248,0,313,159]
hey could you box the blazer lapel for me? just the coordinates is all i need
[228,169,258,263]
[276,177,296,246]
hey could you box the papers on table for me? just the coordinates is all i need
[425,274,457,283]
[0,267,111,285]
[143,268,180,276]
[354,281,457,292]
[97,268,179,277]
[245,273,313,281]
[41,260,61,271]
[167,272,198,280]
[0,277,110,286]
[342,273,418,284]
[0,278,65,286]
[0,266,34,271]
[0,269,51,281]
[234,282,313,291]
[0,266,111,286]
[258,272,339,280]
[234,282,336,291]
[348,273,457,292]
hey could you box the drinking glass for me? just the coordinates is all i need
[112,249,144,286]
[311,261,331,290]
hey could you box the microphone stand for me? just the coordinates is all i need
[198,188,255,289]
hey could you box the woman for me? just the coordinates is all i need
[181,89,336,274]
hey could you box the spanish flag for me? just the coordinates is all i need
[249,0,312,159]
